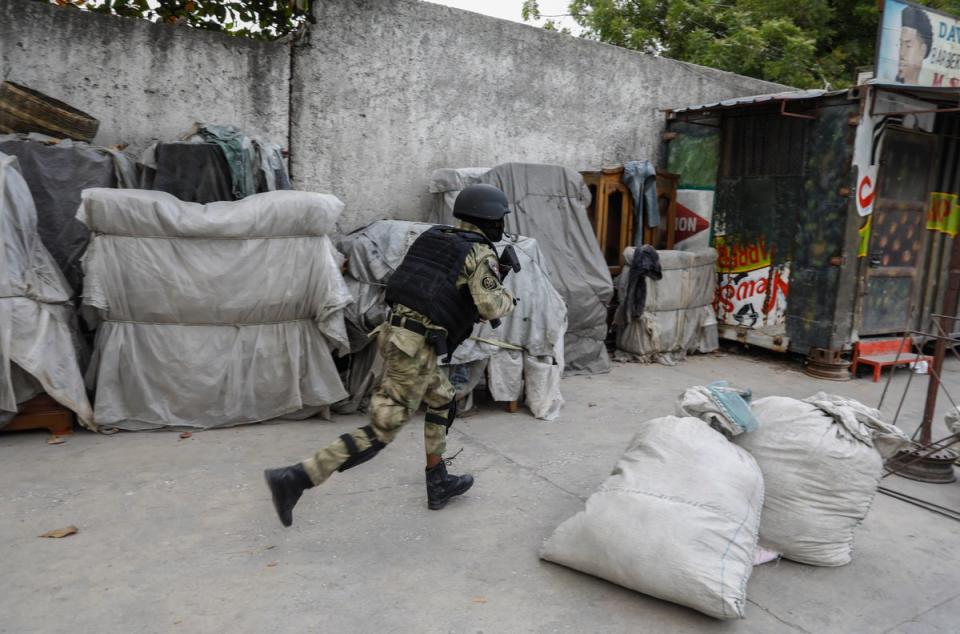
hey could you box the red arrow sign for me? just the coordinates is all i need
[674,202,710,243]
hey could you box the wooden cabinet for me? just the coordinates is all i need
[581,165,679,276]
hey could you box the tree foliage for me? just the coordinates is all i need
[522,0,960,88]
[41,0,312,40]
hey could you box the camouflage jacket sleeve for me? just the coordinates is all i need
[459,243,516,321]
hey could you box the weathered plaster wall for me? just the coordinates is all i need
[3,0,784,230]
[0,0,289,153]
[293,0,785,230]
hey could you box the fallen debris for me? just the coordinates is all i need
[39,525,78,538]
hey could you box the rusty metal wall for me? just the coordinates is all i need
[917,112,960,331]
[709,97,859,354]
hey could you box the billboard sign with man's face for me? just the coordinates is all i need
[876,0,960,86]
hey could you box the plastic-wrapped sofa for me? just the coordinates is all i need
[79,189,351,430]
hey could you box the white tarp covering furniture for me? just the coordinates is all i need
[429,163,613,375]
[0,153,93,429]
[334,219,566,420]
[616,247,719,364]
[79,189,351,430]
[540,416,764,619]
[737,394,909,566]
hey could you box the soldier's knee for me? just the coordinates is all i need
[425,397,457,432]
[371,400,412,437]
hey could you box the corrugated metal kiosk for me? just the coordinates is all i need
[663,84,960,364]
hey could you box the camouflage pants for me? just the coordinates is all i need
[301,323,456,486]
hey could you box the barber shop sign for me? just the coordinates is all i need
[876,0,960,87]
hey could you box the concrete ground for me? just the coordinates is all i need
[2,346,959,634]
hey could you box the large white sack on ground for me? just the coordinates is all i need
[540,416,764,620]
[79,188,351,430]
[737,394,909,567]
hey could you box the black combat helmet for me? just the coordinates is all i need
[452,184,511,221]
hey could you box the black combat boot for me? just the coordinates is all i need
[425,460,474,510]
[263,463,314,527]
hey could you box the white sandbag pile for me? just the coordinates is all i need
[79,189,352,430]
[736,393,910,566]
[540,416,764,620]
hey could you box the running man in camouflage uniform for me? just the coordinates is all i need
[264,184,517,526]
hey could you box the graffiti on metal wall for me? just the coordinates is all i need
[714,237,790,328]
[927,192,960,236]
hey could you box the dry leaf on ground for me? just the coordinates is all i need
[39,525,78,538]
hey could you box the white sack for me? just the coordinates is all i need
[737,394,909,566]
[523,354,564,421]
[676,383,758,438]
[0,153,93,428]
[540,416,763,620]
[487,350,523,402]
[945,408,960,437]
[79,188,351,430]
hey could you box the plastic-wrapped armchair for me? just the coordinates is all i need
[615,246,719,365]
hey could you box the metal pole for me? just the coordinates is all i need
[920,237,960,444]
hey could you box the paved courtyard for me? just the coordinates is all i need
[2,348,959,633]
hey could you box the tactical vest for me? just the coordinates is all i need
[385,226,495,349]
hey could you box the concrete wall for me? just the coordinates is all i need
[3,0,783,230]
[0,0,289,154]
[293,0,784,230]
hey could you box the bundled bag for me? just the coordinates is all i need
[540,416,764,619]
[676,381,758,438]
[736,393,909,566]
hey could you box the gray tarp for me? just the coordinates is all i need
[138,123,291,203]
[79,189,351,430]
[140,143,234,204]
[429,164,613,375]
[0,153,94,429]
[0,134,136,295]
[615,247,719,365]
[334,220,566,419]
